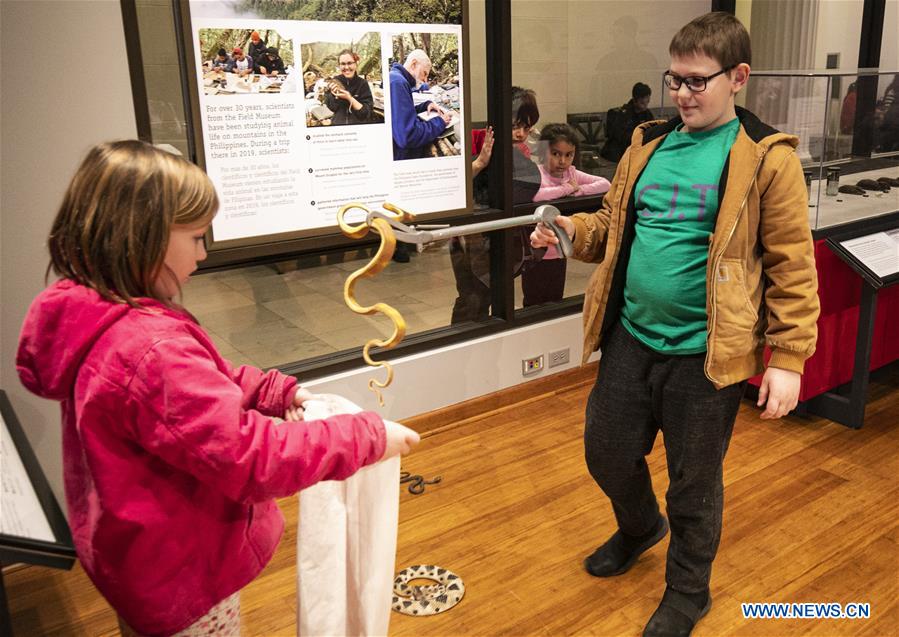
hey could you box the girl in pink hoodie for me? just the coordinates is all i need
[16,141,418,636]
[523,124,611,307]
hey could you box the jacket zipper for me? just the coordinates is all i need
[595,145,633,338]
[705,150,767,385]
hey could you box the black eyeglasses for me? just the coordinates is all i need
[663,66,734,93]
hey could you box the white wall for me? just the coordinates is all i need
[470,0,709,128]
[813,0,864,70]
[881,0,899,70]
[1,0,137,505]
[565,0,709,116]
[306,315,592,419]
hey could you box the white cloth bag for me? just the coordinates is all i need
[297,395,400,637]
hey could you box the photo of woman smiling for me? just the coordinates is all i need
[324,49,376,126]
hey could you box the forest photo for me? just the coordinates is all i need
[302,33,385,127]
[199,28,296,95]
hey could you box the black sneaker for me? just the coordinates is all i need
[643,588,711,637]
[583,516,669,577]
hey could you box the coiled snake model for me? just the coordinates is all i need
[337,202,414,406]
[391,564,465,616]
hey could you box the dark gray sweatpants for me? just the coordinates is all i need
[584,321,745,593]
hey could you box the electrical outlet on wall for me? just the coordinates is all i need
[522,355,544,376]
[549,347,570,368]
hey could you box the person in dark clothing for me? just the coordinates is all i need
[600,82,654,162]
[324,49,374,126]
[450,87,541,322]
[210,48,230,70]
[389,49,451,161]
[389,49,452,263]
[247,31,267,65]
[256,47,285,76]
[877,74,899,151]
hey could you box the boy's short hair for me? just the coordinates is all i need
[632,82,651,100]
[511,86,539,129]
[669,11,751,68]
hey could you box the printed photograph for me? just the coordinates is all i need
[389,33,462,160]
[301,34,384,127]
[199,28,297,95]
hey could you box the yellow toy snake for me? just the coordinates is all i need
[337,202,414,406]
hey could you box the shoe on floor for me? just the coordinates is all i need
[583,515,669,577]
[642,588,711,637]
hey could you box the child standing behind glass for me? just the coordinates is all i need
[533,123,610,202]
[524,123,610,307]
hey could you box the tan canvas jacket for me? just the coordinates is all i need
[571,107,820,388]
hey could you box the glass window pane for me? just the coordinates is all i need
[159,1,498,370]
[511,0,709,311]
[135,0,190,156]
[182,243,468,369]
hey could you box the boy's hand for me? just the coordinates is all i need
[757,367,801,419]
[381,421,420,460]
[530,217,575,248]
[284,386,314,421]
[472,126,494,174]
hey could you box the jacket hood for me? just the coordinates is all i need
[639,106,798,150]
[17,280,138,400]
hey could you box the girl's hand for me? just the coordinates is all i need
[333,88,351,101]
[284,386,314,421]
[472,126,494,174]
[530,216,575,248]
[757,367,801,419]
[568,176,580,193]
[381,421,420,460]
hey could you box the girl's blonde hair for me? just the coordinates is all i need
[48,140,218,306]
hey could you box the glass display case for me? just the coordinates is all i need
[662,68,899,231]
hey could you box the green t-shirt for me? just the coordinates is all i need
[620,117,740,354]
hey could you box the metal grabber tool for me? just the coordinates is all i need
[337,202,572,405]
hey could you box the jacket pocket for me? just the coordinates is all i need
[714,258,761,355]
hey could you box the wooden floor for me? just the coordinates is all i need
[5,363,898,636]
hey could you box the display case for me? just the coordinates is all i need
[662,68,899,231]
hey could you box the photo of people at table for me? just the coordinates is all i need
[301,34,384,127]
[390,33,461,161]
[199,28,297,95]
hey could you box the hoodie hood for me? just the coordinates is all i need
[17,280,136,400]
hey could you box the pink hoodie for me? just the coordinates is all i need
[533,165,610,202]
[16,280,386,635]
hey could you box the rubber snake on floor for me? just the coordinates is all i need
[337,202,414,406]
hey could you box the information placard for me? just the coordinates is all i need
[1,411,55,542]
[186,2,468,246]
[0,390,75,571]
[838,229,899,279]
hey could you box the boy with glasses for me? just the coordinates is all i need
[531,12,819,637]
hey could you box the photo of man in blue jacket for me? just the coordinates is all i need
[389,49,452,160]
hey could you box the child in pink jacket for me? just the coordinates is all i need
[533,123,610,202]
[523,123,611,306]
[16,140,419,636]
